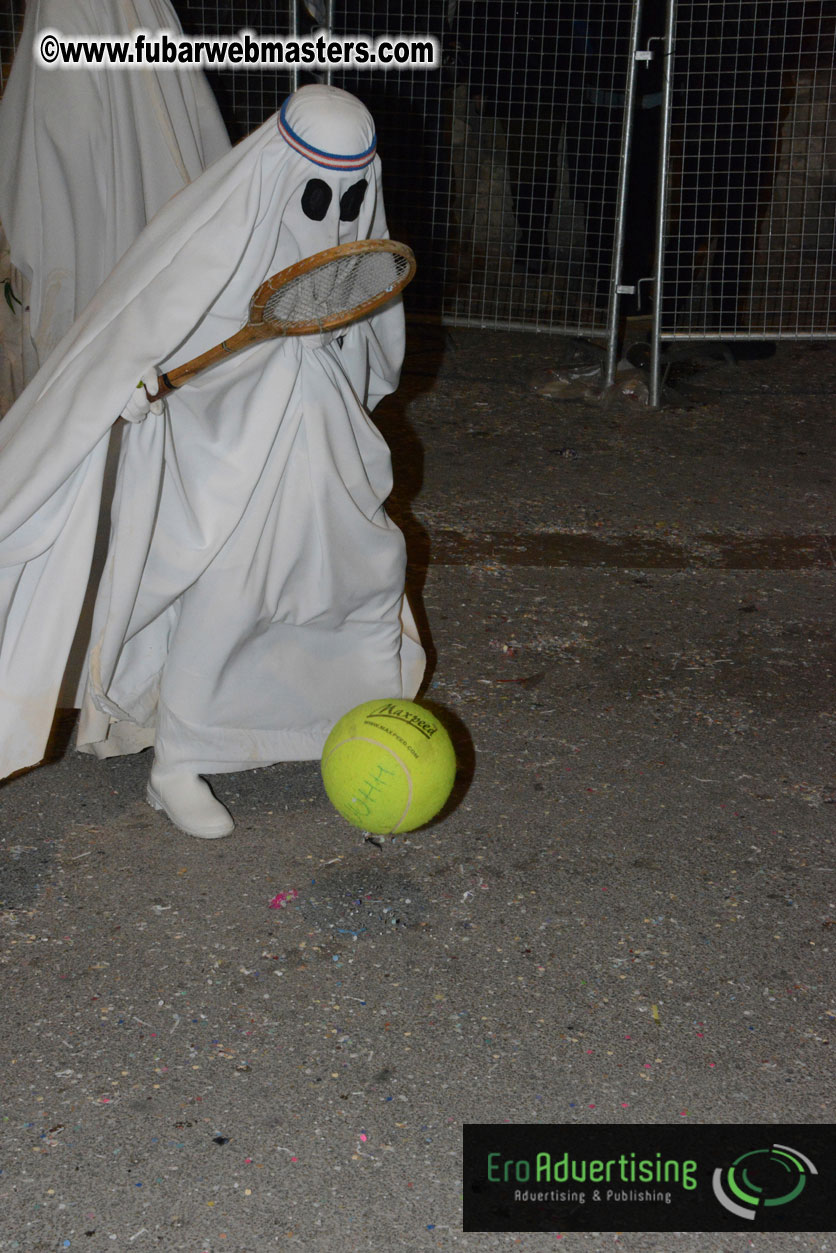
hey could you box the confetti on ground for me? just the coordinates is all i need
[269,888,299,910]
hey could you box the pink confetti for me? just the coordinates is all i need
[269,889,299,910]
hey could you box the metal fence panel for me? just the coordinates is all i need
[454,0,640,337]
[2,2,641,345]
[334,1,640,337]
[0,4,24,94]
[175,2,297,133]
[655,0,836,345]
[5,1,835,405]
[173,1,641,339]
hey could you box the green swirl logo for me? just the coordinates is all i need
[712,1144,817,1220]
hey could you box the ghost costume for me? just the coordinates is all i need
[0,0,230,404]
[0,85,425,833]
[0,0,231,710]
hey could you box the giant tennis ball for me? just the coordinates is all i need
[321,699,457,834]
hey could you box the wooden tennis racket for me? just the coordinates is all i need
[146,238,415,402]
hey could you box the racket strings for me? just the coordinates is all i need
[261,249,411,328]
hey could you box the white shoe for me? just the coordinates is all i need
[146,767,234,839]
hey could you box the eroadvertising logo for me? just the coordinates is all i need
[712,1143,817,1220]
[463,1124,835,1233]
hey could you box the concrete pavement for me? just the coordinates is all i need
[1,329,833,1252]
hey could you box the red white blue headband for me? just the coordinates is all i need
[278,95,377,171]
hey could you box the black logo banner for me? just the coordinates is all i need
[463,1123,835,1232]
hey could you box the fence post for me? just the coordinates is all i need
[606,0,645,388]
[649,0,676,408]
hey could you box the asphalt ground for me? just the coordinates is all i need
[1,329,834,1252]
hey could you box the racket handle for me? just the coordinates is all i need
[144,323,272,403]
[145,372,177,403]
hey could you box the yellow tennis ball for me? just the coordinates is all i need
[321,699,457,834]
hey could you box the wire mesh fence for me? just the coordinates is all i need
[655,0,836,343]
[441,1,642,335]
[175,2,296,138]
[5,2,836,365]
[1,2,641,339]
[171,3,645,334]
[332,1,642,334]
[0,3,24,94]
[176,1,643,336]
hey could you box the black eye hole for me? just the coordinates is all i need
[301,178,333,221]
[339,179,367,222]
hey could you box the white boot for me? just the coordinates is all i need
[147,765,234,839]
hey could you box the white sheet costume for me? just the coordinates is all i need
[0,0,230,406]
[0,85,426,836]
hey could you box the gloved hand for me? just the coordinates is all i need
[120,370,164,423]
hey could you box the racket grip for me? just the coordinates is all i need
[144,324,267,403]
[145,373,176,404]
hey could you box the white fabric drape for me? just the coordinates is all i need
[0,0,230,403]
[0,86,425,781]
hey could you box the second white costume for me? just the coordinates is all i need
[0,0,230,402]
